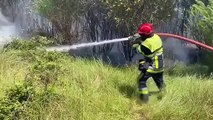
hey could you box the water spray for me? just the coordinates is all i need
[46,33,213,52]
[46,37,130,52]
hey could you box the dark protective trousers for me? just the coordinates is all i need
[138,72,165,92]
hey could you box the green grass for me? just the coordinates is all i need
[0,51,213,120]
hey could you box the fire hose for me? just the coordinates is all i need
[46,33,213,52]
[157,33,213,52]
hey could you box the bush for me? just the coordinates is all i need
[0,83,35,119]
[28,59,63,91]
[3,36,55,51]
[0,36,67,119]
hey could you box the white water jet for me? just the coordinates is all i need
[46,37,130,52]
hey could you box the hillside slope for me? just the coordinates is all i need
[0,50,213,120]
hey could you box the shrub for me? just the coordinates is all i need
[3,36,55,51]
[0,83,35,119]
[190,0,213,71]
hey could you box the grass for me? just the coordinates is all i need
[0,50,213,120]
[0,51,29,96]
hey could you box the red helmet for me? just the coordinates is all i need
[138,23,154,35]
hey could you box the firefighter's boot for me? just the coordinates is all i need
[157,84,166,100]
[139,88,149,103]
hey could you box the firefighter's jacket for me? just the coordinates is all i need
[132,34,164,73]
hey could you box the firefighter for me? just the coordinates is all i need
[129,23,166,103]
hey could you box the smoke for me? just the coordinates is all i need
[0,9,17,47]
[164,38,189,63]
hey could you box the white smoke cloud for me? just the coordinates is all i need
[164,38,189,63]
[0,9,17,47]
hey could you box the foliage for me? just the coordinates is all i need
[27,51,64,91]
[0,37,66,119]
[0,83,35,119]
[36,0,175,43]
[190,0,213,71]
[1,48,213,119]
[2,36,64,63]
[36,0,84,44]
[3,36,55,51]
[35,0,177,61]
[102,0,176,33]
[37,0,83,19]
[190,0,213,44]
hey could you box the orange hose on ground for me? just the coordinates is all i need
[157,33,213,51]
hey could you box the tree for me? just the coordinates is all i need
[36,0,177,61]
[37,0,85,44]
[101,0,176,34]
[101,0,176,61]
[190,0,213,71]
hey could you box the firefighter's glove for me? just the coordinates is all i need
[128,34,141,45]
[128,36,136,46]
[139,66,147,73]
[138,60,149,73]
[128,36,135,41]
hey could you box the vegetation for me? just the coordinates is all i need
[36,0,175,42]
[36,0,176,61]
[0,38,213,119]
[190,0,213,71]
[0,0,213,119]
